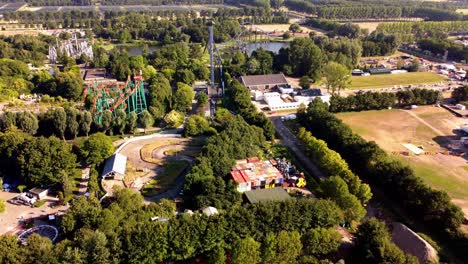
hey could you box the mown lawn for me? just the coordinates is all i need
[142,160,190,197]
[349,72,447,89]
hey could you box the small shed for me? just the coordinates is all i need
[101,153,127,180]
[28,187,49,200]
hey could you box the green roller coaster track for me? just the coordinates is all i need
[82,76,147,124]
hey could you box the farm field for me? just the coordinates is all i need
[349,72,447,89]
[336,107,468,217]
[254,23,311,33]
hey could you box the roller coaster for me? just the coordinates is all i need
[82,75,147,124]
[229,22,273,53]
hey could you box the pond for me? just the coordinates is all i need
[244,42,289,56]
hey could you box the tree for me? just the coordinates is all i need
[19,136,77,186]
[173,82,195,113]
[0,235,24,263]
[0,199,5,213]
[299,76,311,89]
[353,218,418,264]
[302,228,342,256]
[322,62,351,96]
[24,234,56,263]
[184,115,210,136]
[51,108,67,139]
[1,111,17,131]
[139,110,154,134]
[101,110,113,134]
[289,23,302,35]
[148,73,172,119]
[81,133,115,165]
[452,85,468,102]
[251,48,273,74]
[409,58,420,72]
[289,38,324,81]
[196,92,208,107]
[231,236,261,264]
[15,111,38,135]
[164,110,185,128]
[65,107,79,139]
[114,109,127,135]
[208,244,226,264]
[126,112,138,134]
[275,231,302,264]
[78,111,92,137]
[55,72,83,100]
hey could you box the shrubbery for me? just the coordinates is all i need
[328,89,440,113]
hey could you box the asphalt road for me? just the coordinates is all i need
[270,116,325,180]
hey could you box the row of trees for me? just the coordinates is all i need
[328,89,440,113]
[376,21,468,35]
[0,185,351,263]
[0,130,76,187]
[0,105,157,139]
[297,127,371,223]
[298,99,467,259]
[225,79,275,140]
[284,0,464,20]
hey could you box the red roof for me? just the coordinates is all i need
[230,170,251,184]
[247,157,260,163]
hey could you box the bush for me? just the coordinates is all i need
[33,200,46,207]
[0,199,5,213]
[164,110,185,128]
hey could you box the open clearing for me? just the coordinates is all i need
[336,106,468,217]
[350,72,447,89]
[351,22,381,33]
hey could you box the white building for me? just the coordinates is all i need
[264,92,330,111]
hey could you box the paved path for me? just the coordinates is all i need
[401,109,445,136]
[270,116,325,180]
[77,167,90,196]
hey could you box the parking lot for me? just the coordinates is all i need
[0,191,68,235]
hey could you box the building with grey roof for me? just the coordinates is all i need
[101,153,127,180]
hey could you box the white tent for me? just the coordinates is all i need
[202,206,219,216]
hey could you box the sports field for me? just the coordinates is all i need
[336,107,468,217]
[349,72,447,89]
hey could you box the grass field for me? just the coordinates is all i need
[141,160,189,197]
[457,9,468,15]
[350,72,447,89]
[336,107,468,216]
